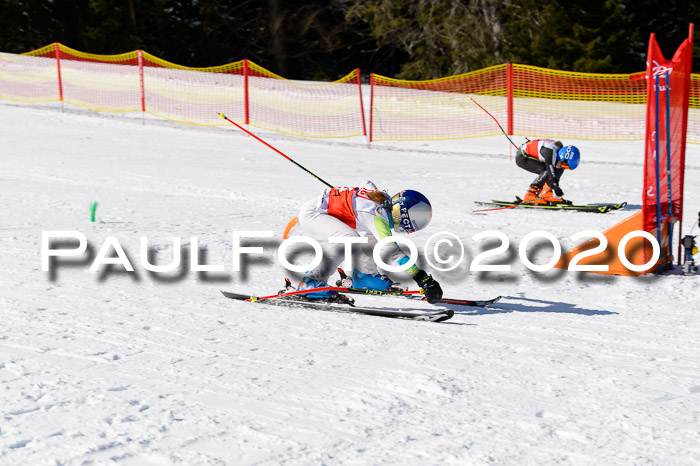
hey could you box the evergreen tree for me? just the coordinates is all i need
[502,0,641,73]
[343,0,504,79]
[625,0,699,71]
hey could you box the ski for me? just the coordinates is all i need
[221,283,499,308]
[474,198,627,213]
[221,291,455,322]
[333,268,500,308]
[404,294,501,307]
[313,287,500,308]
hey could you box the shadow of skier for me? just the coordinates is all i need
[446,296,617,316]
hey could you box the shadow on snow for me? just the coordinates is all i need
[448,296,617,317]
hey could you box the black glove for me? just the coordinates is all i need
[552,184,564,197]
[413,270,443,304]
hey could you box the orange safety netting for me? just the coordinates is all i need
[370,64,654,142]
[511,65,646,141]
[371,65,508,142]
[689,74,700,145]
[2,43,697,143]
[244,62,365,138]
[0,43,366,139]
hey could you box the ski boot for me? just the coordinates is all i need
[292,276,354,304]
[522,184,547,205]
[348,268,405,292]
[539,185,571,205]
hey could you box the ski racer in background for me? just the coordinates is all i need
[516,139,581,204]
[296,181,443,303]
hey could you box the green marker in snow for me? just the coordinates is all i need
[90,202,98,222]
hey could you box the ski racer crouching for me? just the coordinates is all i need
[296,181,443,303]
[516,139,580,204]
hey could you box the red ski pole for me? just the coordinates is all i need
[218,113,334,189]
[468,95,519,150]
[469,204,520,214]
[469,197,545,214]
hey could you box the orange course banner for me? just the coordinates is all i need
[554,212,669,276]
[642,32,693,233]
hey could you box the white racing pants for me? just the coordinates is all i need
[297,200,379,282]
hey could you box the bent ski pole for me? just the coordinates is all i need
[468,96,519,150]
[469,197,545,214]
[469,204,519,214]
[218,112,334,189]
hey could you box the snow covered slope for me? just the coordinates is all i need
[1,102,699,464]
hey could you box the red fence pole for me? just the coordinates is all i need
[356,69,367,141]
[138,50,146,115]
[369,74,374,143]
[243,59,250,125]
[507,63,514,135]
[54,42,64,111]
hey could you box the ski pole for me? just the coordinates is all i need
[468,95,519,150]
[469,204,519,214]
[469,197,546,214]
[218,112,334,189]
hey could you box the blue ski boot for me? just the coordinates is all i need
[294,276,354,305]
[350,269,400,291]
[296,276,336,299]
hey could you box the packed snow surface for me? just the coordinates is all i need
[1,102,699,464]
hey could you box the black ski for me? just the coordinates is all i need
[475,198,627,213]
[221,291,455,322]
[221,279,500,309]
[404,295,501,307]
[332,269,500,308]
